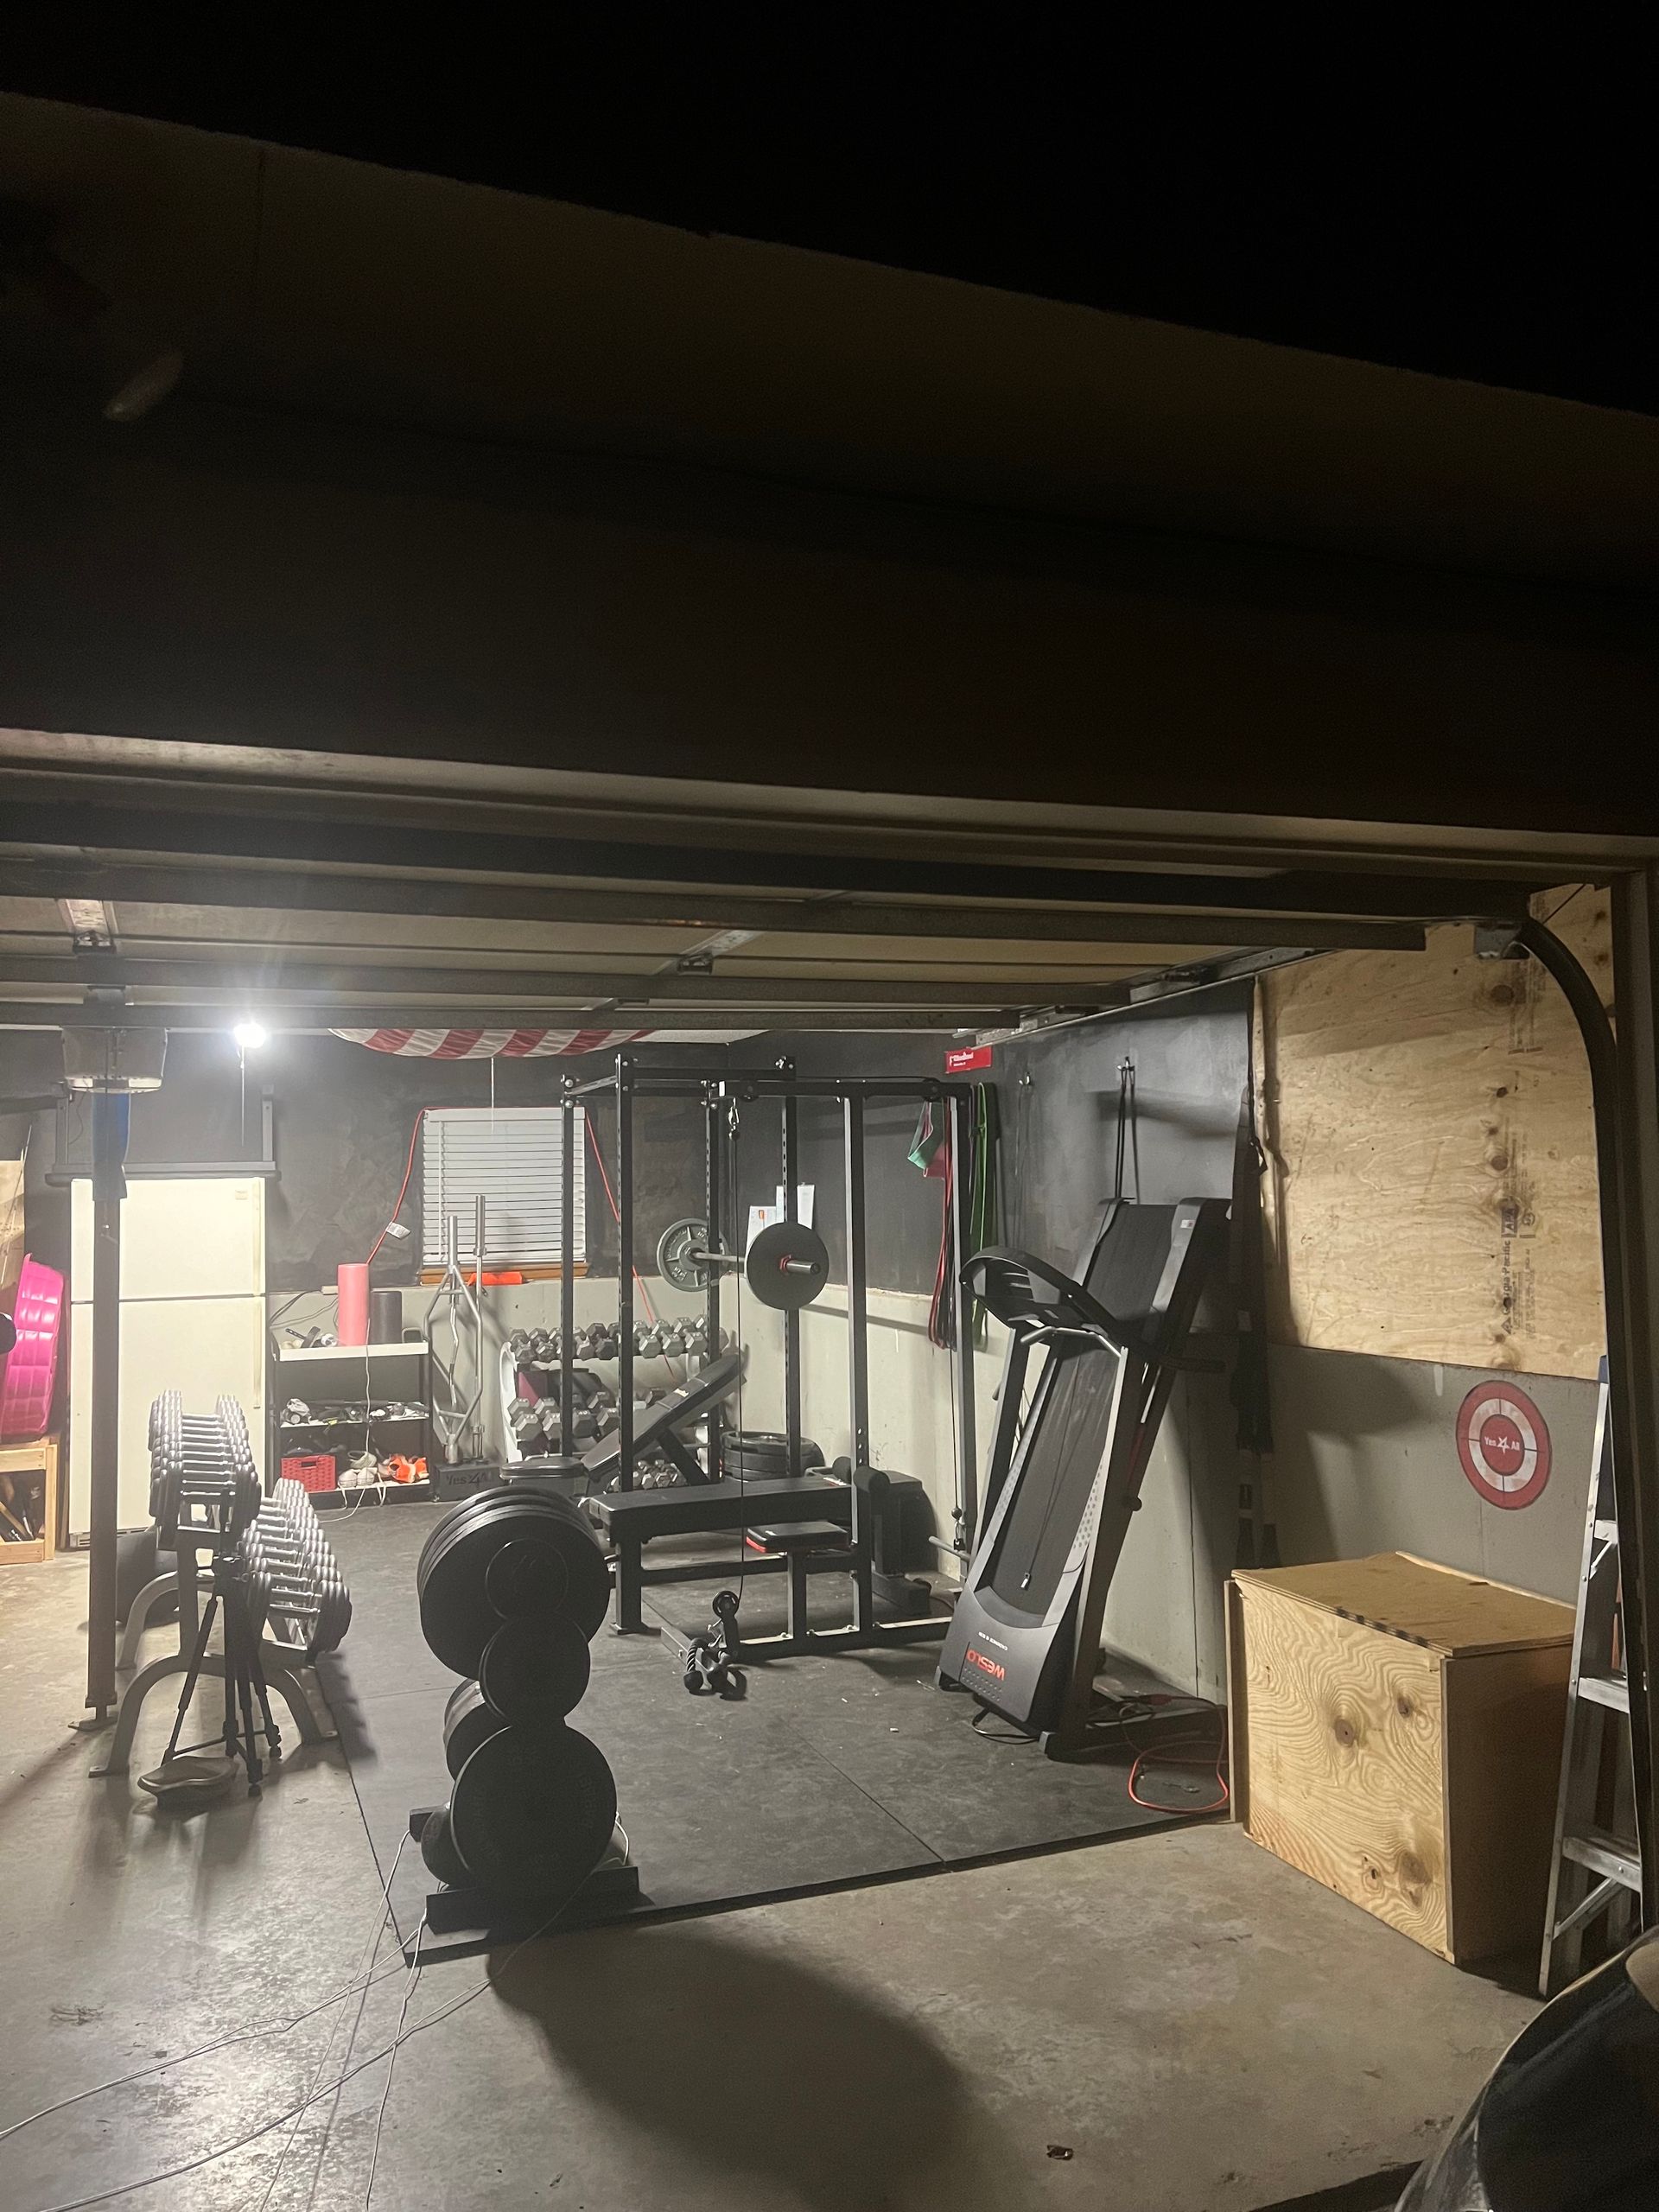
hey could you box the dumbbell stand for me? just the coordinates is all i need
[92,1629,330,1776]
[117,1567,189,1671]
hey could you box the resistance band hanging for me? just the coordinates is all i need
[912,1082,1001,1350]
[910,1100,954,1349]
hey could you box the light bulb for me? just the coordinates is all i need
[232,1020,270,1052]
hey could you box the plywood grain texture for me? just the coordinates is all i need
[1230,1556,1573,1962]
[1442,1643,1571,1962]
[1255,887,1611,1378]
[1235,1552,1575,1657]
[1234,1579,1451,1955]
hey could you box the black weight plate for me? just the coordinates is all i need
[485,1538,570,1619]
[726,1440,824,1472]
[746,1221,830,1311]
[418,1490,610,1674]
[420,1802,470,1887]
[449,1725,617,1903]
[477,1613,591,1725]
[727,1430,823,1459]
[442,1679,507,1777]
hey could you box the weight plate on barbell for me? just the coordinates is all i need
[656,1216,713,1294]
[746,1221,831,1312]
[478,1613,592,1726]
[448,1724,618,1903]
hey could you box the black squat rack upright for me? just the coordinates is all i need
[557,1053,983,1656]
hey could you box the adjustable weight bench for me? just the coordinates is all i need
[938,1195,1230,1758]
[587,1464,929,1634]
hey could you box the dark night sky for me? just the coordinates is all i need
[5,34,1650,415]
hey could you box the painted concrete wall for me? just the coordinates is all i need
[1263,1344,1596,1606]
[271,1271,708,1463]
[729,1283,1243,1698]
[731,1294,1599,1695]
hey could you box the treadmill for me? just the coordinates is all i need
[938,1196,1229,1758]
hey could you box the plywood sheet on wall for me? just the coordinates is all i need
[1256,887,1610,1380]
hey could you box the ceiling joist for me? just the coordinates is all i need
[0,799,1534,922]
[0,1001,1001,1035]
[0,861,1430,952]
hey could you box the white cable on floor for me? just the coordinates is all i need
[242,1835,408,2212]
[362,1918,425,2207]
[0,1844,410,2152]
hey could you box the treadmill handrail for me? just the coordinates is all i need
[962,1248,1135,1352]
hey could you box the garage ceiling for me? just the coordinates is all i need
[4,92,1659,593]
[0,748,1565,1037]
[0,96,1636,1038]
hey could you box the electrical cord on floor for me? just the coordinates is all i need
[1117,1694,1231,1816]
[963,1692,1230,1817]
[19,1887,589,2212]
[0,1838,411,2151]
[244,1836,408,2212]
[969,1707,1038,1744]
[363,1918,425,2208]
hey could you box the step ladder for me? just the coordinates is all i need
[1540,1364,1643,1997]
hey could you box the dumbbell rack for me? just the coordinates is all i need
[93,1395,347,1779]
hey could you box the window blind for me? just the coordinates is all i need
[420,1105,586,1268]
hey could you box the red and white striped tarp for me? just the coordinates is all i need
[331,1027,650,1059]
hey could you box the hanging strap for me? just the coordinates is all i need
[1230,1006,1279,1567]
[1229,1052,1274,1457]
[1110,1058,1138,1202]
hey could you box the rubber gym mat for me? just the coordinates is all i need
[319,1503,1201,1960]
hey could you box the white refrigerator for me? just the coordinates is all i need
[68,1174,268,1535]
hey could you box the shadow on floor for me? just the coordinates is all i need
[493,1919,991,2210]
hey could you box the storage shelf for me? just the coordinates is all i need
[277,1343,427,1363]
[311,1478,434,1510]
[279,1413,427,1433]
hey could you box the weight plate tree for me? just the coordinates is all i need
[448,1725,618,1902]
[417,1487,610,1675]
[415,1481,624,1912]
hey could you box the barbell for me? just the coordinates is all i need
[655,1217,830,1311]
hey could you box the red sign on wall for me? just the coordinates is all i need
[1455,1382,1553,1510]
[945,1046,994,1073]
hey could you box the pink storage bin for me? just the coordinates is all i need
[0,1255,65,1442]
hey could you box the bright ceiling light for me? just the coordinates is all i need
[232,1020,270,1052]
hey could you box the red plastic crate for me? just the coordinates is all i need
[281,1452,337,1493]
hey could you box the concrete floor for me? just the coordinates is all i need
[1,1548,1537,2211]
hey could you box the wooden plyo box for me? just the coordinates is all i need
[1227,1554,1574,1964]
